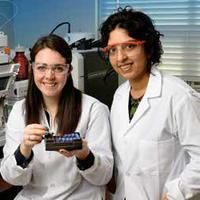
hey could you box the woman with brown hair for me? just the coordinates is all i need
[1,34,113,200]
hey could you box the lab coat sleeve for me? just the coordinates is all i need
[166,91,200,199]
[77,101,113,186]
[0,100,33,186]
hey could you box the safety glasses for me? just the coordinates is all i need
[102,40,145,58]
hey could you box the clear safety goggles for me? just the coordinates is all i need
[32,62,70,75]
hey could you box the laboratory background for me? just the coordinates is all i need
[0,0,200,199]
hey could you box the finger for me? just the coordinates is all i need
[161,195,168,200]
[28,134,43,142]
[26,124,46,133]
[26,124,46,129]
[25,126,46,136]
[23,135,38,148]
[59,149,74,157]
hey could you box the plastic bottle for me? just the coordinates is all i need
[0,31,9,64]
[4,47,12,63]
[13,44,29,81]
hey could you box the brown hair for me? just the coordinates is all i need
[25,34,82,135]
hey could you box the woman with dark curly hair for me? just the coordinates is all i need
[100,6,200,200]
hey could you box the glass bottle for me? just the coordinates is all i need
[13,44,29,81]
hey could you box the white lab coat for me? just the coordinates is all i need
[111,67,200,200]
[0,94,113,200]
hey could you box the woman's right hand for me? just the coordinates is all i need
[161,194,169,200]
[20,124,46,159]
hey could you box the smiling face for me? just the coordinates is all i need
[107,27,149,83]
[33,48,69,101]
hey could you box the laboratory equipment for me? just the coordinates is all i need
[8,79,28,100]
[71,48,118,108]
[0,32,9,64]
[45,132,82,151]
[65,32,95,45]
[0,64,19,148]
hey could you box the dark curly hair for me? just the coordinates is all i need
[100,6,164,70]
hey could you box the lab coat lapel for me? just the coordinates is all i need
[130,97,150,126]
[118,82,132,134]
[126,67,162,132]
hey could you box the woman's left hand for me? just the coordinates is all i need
[59,139,90,160]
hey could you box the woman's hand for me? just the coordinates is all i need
[161,194,169,200]
[59,139,90,160]
[20,124,46,158]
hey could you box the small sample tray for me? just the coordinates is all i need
[45,132,82,151]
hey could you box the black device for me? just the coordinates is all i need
[44,132,82,151]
